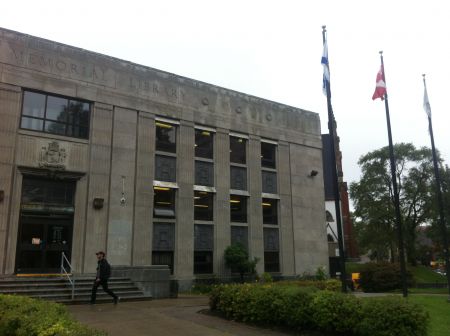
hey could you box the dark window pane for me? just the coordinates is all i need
[195,129,213,159]
[46,96,68,122]
[21,117,43,131]
[21,178,75,207]
[194,224,213,251]
[261,142,276,168]
[155,155,177,182]
[230,166,247,190]
[23,91,45,118]
[153,223,175,251]
[152,251,174,274]
[45,121,66,136]
[153,187,176,218]
[68,100,90,126]
[194,251,213,274]
[231,226,248,251]
[264,228,279,251]
[194,191,213,221]
[230,195,247,223]
[230,136,246,164]
[264,251,280,272]
[195,161,214,187]
[263,198,278,225]
[262,171,277,194]
[156,122,176,153]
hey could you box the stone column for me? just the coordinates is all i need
[0,84,21,275]
[214,129,230,277]
[71,176,88,273]
[132,112,155,265]
[174,121,194,281]
[278,141,295,276]
[248,136,264,274]
[290,143,329,275]
[83,103,114,273]
[107,107,138,266]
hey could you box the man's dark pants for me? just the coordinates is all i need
[90,279,117,303]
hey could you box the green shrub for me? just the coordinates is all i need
[359,262,414,292]
[0,295,106,336]
[274,279,341,292]
[311,290,361,334]
[355,297,429,336]
[209,283,429,336]
[260,272,273,283]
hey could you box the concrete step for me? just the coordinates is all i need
[0,285,140,296]
[0,280,135,290]
[28,289,145,301]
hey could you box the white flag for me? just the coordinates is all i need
[423,84,431,118]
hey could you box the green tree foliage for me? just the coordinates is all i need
[224,243,258,281]
[350,143,437,264]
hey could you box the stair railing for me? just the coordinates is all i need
[60,252,75,300]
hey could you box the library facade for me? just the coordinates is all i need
[0,28,328,288]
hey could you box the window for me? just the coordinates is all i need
[194,191,213,221]
[155,155,177,182]
[195,161,214,187]
[155,121,176,153]
[261,142,276,169]
[231,226,248,251]
[153,187,176,218]
[195,129,213,159]
[230,136,246,164]
[230,195,247,223]
[262,198,278,225]
[152,222,175,274]
[194,224,214,274]
[264,228,280,272]
[230,166,247,190]
[21,91,90,139]
[262,171,277,194]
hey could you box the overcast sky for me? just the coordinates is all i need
[3,0,449,195]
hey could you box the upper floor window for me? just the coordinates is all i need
[195,129,213,159]
[156,121,176,153]
[261,142,276,169]
[21,91,90,139]
[230,136,246,164]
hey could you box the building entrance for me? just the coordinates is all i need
[15,177,75,274]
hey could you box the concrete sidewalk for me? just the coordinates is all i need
[68,295,295,336]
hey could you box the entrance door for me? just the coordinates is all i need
[15,177,75,274]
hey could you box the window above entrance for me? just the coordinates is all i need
[21,91,90,139]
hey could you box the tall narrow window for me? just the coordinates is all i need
[230,136,246,164]
[262,198,278,225]
[153,187,176,218]
[261,142,276,168]
[194,191,213,221]
[156,121,176,153]
[195,129,213,159]
[264,228,280,272]
[230,195,247,223]
[194,224,214,274]
[152,223,175,274]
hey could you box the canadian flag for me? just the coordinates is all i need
[372,65,387,100]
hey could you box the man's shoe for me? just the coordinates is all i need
[113,297,120,305]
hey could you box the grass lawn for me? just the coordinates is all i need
[410,266,447,283]
[408,295,450,336]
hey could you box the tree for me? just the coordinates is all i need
[224,243,258,281]
[350,143,437,265]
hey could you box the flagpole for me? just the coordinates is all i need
[322,26,347,293]
[379,51,408,297]
[422,74,450,301]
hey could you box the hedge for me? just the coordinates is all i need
[359,262,414,292]
[0,295,106,336]
[209,284,429,336]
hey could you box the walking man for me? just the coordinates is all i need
[90,251,119,304]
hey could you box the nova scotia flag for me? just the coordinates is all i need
[321,41,330,96]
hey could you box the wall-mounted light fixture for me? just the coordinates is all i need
[93,198,104,209]
[0,190,4,202]
[309,170,319,177]
[120,175,126,205]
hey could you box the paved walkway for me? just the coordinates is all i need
[68,295,297,336]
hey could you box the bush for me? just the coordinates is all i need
[311,291,361,334]
[0,295,106,336]
[359,262,414,292]
[355,297,429,336]
[209,283,430,336]
[274,279,341,292]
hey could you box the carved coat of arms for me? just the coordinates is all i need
[38,141,67,170]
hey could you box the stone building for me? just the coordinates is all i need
[0,27,328,289]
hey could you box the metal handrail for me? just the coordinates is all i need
[60,252,75,300]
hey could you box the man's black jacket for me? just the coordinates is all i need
[97,259,111,281]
